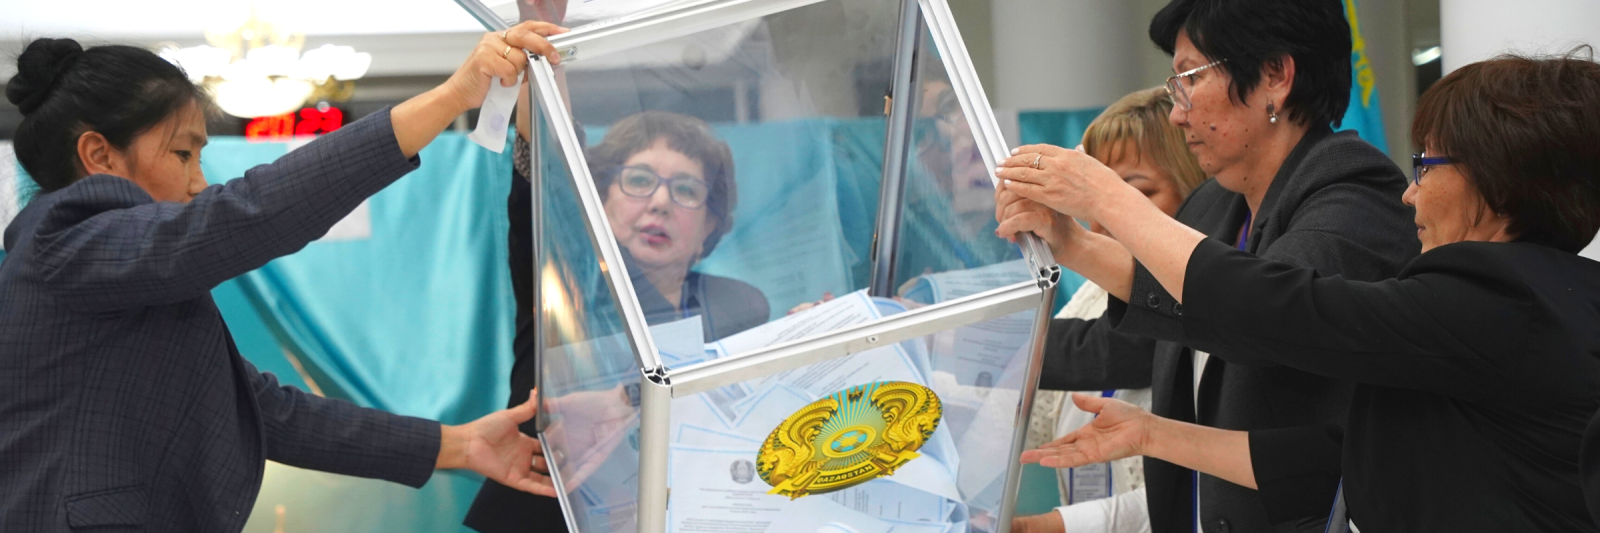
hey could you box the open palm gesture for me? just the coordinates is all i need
[1020,393,1154,469]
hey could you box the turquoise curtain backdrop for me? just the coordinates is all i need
[201,135,518,425]
[199,134,515,533]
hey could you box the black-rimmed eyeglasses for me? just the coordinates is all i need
[1166,59,1227,110]
[1411,153,1455,184]
[613,165,710,210]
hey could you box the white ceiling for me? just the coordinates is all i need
[1,0,486,41]
[0,0,499,79]
[0,0,487,40]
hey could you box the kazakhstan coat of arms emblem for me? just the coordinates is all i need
[755,381,942,499]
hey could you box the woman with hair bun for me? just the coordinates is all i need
[0,27,567,532]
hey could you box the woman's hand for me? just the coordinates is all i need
[539,385,641,491]
[1021,393,1156,469]
[392,21,568,157]
[1011,512,1067,533]
[995,177,1139,301]
[1026,394,1261,489]
[438,389,557,497]
[994,185,1089,253]
[439,21,568,111]
[995,144,1136,222]
[787,292,835,315]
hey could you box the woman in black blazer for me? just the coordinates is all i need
[996,53,1600,532]
[1017,2,1418,531]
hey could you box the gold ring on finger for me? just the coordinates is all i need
[503,45,514,58]
[500,30,509,40]
[1032,153,1044,169]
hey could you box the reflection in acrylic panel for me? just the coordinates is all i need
[489,0,1052,531]
[547,0,902,349]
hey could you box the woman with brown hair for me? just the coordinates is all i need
[469,110,767,532]
[1000,51,1600,533]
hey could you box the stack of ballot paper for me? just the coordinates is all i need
[661,289,994,533]
[553,261,1043,533]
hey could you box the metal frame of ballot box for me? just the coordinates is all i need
[453,0,1065,531]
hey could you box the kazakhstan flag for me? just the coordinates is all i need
[1021,0,1392,155]
[1335,0,1389,154]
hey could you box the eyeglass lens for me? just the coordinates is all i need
[1166,78,1188,109]
[618,167,709,209]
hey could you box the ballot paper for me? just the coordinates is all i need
[668,447,790,533]
[939,310,1034,388]
[676,424,763,448]
[951,358,1030,512]
[726,385,814,440]
[714,290,885,357]
[670,383,814,446]
[468,75,521,153]
[583,499,636,533]
[707,291,927,418]
[656,315,707,367]
[899,260,1033,304]
[764,494,894,533]
[899,261,1037,388]
[828,477,950,523]
[886,522,951,533]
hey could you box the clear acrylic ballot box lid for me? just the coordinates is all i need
[450,0,1065,532]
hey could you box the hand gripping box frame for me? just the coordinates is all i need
[450,0,1064,532]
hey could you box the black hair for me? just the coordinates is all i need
[1149,0,1352,128]
[6,38,211,193]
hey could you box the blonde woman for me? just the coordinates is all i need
[1016,87,1205,533]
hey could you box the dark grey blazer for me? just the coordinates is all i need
[1585,409,1600,528]
[0,109,441,532]
[1041,127,1419,533]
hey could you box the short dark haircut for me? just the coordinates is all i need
[1149,0,1352,128]
[587,111,738,256]
[1411,50,1600,254]
[6,38,212,193]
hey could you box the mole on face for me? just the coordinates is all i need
[1210,125,1217,131]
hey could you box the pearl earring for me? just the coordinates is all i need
[1267,103,1279,124]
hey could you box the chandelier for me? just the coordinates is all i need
[160,8,371,119]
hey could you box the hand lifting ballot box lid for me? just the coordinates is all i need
[449,1,1065,532]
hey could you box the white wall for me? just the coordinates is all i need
[1439,0,1600,258]
[988,0,1150,144]
[1440,0,1600,73]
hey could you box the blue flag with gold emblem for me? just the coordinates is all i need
[1334,0,1389,153]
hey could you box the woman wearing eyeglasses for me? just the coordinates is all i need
[466,110,766,533]
[586,111,767,334]
[1001,51,1600,533]
[999,1,1416,532]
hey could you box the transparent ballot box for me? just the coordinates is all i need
[451,0,1065,532]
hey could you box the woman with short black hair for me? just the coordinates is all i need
[1010,0,1416,531]
[1003,51,1600,533]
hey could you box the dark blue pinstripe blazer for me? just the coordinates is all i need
[0,108,441,532]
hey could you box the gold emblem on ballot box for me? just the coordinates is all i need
[756,381,942,499]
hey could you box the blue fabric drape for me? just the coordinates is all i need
[200,134,516,425]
